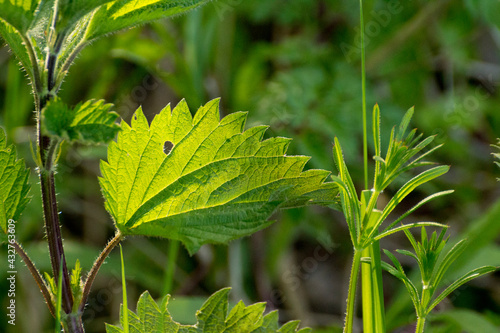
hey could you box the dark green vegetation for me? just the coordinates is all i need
[1,0,500,332]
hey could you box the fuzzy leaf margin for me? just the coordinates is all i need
[105,288,311,333]
[99,98,338,254]
[0,127,30,242]
[86,0,211,41]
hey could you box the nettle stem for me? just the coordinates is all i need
[36,8,77,326]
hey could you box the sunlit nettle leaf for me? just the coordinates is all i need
[105,288,311,333]
[0,0,39,33]
[0,127,30,243]
[99,99,338,254]
[42,98,121,144]
[55,0,115,34]
[86,0,211,41]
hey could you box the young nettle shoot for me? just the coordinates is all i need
[382,227,497,333]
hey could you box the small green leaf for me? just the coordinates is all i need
[0,0,39,33]
[86,0,211,41]
[100,99,337,254]
[70,260,83,313]
[0,127,30,242]
[105,288,309,333]
[427,266,497,314]
[42,98,121,144]
[374,165,450,235]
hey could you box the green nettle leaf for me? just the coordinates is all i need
[42,98,121,144]
[0,127,30,242]
[0,0,39,33]
[100,99,337,254]
[55,0,115,33]
[0,20,34,80]
[86,0,211,41]
[105,288,311,333]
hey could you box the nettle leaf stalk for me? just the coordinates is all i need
[0,1,337,332]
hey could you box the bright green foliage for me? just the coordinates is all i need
[55,0,114,33]
[0,0,38,33]
[42,98,120,144]
[105,288,311,333]
[86,0,211,41]
[100,99,337,254]
[382,227,497,319]
[0,127,30,242]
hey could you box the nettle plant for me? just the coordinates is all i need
[0,1,337,332]
[0,1,497,333]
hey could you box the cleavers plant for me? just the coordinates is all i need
[332,1,498,332]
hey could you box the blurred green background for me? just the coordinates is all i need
[1,0,500,332]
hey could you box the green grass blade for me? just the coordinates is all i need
[120,245,129,333]
[55,262,63,333]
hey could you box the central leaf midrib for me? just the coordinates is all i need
[124,156,311,228]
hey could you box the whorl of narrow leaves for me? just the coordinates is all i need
[42,98,121,144]
[105,288,311,333]
[99,99,338,254]
[0,127,30,242]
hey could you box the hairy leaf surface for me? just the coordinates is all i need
[86,0,210,41]
[42,98,120,144]
[0,127,30,242]
[105,288,311,333]
[0,0,39,33]
[0,21,34,80]
[100,99,337,254]
[56,0,114,33]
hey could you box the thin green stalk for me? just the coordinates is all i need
[55,263,63,333]
[415,316,426,333]
[120,245,129,333]
[360,0,368,189]
[358,0,386,331]
[362,241,385,333]
[361,247,374,332]
[162,240,180,295]
[344,249,362,333]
